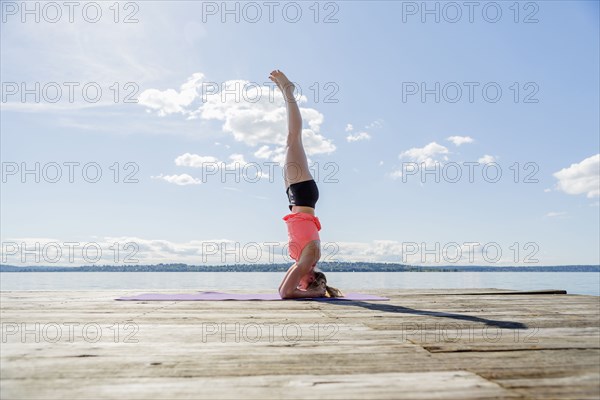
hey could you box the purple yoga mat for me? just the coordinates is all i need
[115,291,389,301]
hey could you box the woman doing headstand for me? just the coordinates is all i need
[269,69,343,299]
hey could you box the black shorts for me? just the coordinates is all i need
[286,179,319,211]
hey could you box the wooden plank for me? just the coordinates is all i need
[496,372,600,400]
[1,289,598,400]
[0,371,518,400]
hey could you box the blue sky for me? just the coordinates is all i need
[1,1,598,266]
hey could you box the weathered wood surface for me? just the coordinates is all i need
[1,289,599,399]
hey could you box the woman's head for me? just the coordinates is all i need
[307,268,344,297]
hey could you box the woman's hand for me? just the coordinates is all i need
[280,280,327,299]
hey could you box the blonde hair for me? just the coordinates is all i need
[308,269,344,298]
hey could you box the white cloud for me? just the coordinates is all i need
[365,119,383,129]
[144,77,335,159]
[138,72,205,117]
[346,132,371,142]
[139,75,336,161]
[323,240,536,265]
[254,145,272,159]
[0,236,280,266]
[1,236,322,265]
[227,153,247,166]
[151,173,201,185]
[447,136,474,146]
[389,169,403,180]
[345,124,354,132]
[478,154,497,164]
[324,240,403,263]
[390,142,450,178]
[399,142,449,167]
[171,152,269,180]
[298,128,336,156]
[545,211,567,218]
[553,154,600,198]
[0,235,558,266]
[270,148,288,165]
[174,152,244,169]
[175,153,220,167]
[253,145,286,164]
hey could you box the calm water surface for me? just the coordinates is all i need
[1,272,598,296]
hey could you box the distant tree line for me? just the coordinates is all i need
[1,262,598,272]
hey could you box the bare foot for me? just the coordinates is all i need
[269,69,296,98]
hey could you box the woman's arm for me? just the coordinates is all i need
[283,286,326,299]
[278,262,324,299]
[278,263,296,293]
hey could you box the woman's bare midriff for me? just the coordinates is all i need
[291,205,315,215]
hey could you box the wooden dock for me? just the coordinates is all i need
[1,289,599,399]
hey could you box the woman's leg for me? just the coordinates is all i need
[269,70,313,188]
[270,70,322,297]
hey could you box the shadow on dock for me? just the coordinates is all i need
[325,301,528,329]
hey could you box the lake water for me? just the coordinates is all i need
[1,272,598,296]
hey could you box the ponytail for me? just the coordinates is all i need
[324,284,344,298]
[310,269,344,298]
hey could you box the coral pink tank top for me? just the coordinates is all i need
[282,212,321,261]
